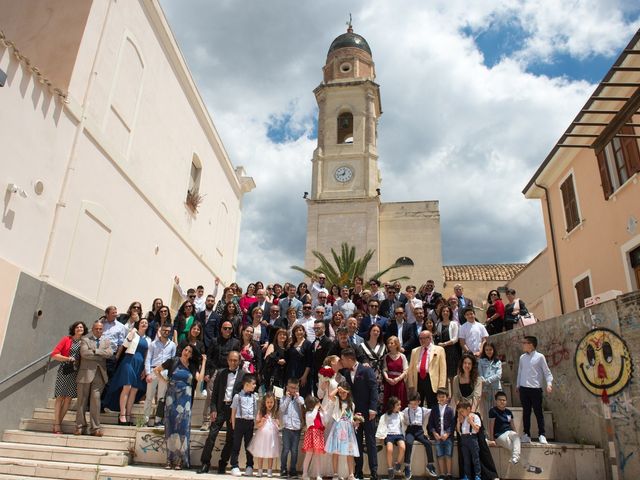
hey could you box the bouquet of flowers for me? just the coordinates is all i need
[319,366,335,378]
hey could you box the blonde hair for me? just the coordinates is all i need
[323,355,340,367]
[386,335,400,352]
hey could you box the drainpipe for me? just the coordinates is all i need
[535,182,565,315]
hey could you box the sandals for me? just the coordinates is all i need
[52,424,62,434]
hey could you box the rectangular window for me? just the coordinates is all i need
[575,276,592,309]
[597,125,640,199]
[560,174,580,232]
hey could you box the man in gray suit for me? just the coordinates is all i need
[76,320,112,436]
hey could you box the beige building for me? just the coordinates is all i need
[518,29,640,316]
[0,0,253,431]
[304,25,443,286]
[442,263,526,316]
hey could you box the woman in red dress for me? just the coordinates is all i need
[382,336,408,408]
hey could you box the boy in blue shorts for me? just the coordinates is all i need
[427,388,454,480]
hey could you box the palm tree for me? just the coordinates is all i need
[291,242,409,287]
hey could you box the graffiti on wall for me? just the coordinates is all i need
[574,328,633,403]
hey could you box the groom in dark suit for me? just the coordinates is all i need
[340,348,378,480]
[198,351,245,474]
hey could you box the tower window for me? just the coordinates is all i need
[340,62,352,73]
[394,257,414,266]
[337,112,354,144]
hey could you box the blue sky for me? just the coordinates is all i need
[161,0,640,287]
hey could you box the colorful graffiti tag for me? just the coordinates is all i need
[574,328,633,402]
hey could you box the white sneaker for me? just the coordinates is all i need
[520,434,531,443]
[538,435,548,444]
[510,456,519,464]
[232,468,242,477]
[246,467,254,476]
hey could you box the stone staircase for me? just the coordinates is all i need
[0,394,606,480]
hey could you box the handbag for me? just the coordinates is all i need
[61,360,76,375]
[514,298,537,327]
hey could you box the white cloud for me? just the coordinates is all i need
[160,0,639,287]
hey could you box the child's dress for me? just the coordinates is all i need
[302,407,326,454]
[324,401,360,457]
[247,413,281,458]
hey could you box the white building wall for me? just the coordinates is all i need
[0,0,251,309]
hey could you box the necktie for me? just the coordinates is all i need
[419,347,428,379]
[95,338,100,348]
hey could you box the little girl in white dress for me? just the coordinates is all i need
[247,392,281,477]
[324,381,360,480]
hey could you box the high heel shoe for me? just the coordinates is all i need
[118,415,128,426]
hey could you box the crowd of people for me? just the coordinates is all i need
[49,275,551,480]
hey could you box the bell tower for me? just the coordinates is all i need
[311,23,382,200]
[305,24,383,277]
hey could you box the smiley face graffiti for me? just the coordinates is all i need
[575,328,632,401]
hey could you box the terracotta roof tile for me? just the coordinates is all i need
[443,264,527,282]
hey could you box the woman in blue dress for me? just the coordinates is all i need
[155,345,206,470]
[103,317,150,425]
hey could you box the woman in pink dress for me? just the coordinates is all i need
[382,336,408,408]
[238,283,257,326]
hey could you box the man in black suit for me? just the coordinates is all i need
[421,279,443,312]
[340,348,378,480]
[265,304,288,343]
[197,295,218,350]
[329,327,366,362]
[380,286,401,320]
[385,306,416,361]
[311,319,334,395]
[198,351,245,474]
[358,299,388,337]
[248,288,271,322]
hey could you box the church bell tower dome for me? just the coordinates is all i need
[327,29,372,56]
[323,24,375,83]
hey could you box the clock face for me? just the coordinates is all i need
[335,166,353,183]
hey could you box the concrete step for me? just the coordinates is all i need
[0,441,128,466]
[0,473,59,480]
[33,406,205,427]
[0,457,103,480]
[19,418,138,440]
[2,430,131,452]
[46,396,207,413]
[508,407,554,440]
[98,464,222,479]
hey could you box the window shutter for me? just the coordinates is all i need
[596,150,613,200]
[575,277,592,309]
[560,176,579,231]
[620,126,640,175]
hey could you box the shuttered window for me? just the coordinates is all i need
[575,276,592,309]
[560,174,580,232]
[596,125,640,199]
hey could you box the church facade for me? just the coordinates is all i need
[304,26,443,286]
